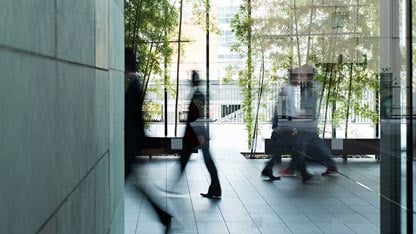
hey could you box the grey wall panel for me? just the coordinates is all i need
[95,154,110,234]
[112,71,125,142]
[0,51,59,234]
[55,62,96,186]
[108,11,126,214]
[95,70,110,160]
[38,216,57,234]
[0,0,124,232]
[109,130,124,221]
[108,69,124,216]
[0,1,55,56]
[109,1,124,71]
[57,0,95,65]
[95,0,109,69]
[109,195,125,234]
[109,70,125,147]
[56,174,96,234]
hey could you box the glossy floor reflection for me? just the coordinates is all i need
[125,158,379,234]
[125,125,381,234]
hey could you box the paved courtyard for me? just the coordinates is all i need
[125,124,382,234]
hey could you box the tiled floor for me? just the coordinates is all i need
[125,124,382,234]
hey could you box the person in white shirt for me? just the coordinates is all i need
[262,65,338,182]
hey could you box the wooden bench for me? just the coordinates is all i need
[264,138,380,163]
[140,137,198,159]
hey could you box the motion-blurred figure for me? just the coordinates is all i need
[124,47,172,233]
[262,65,338,182]
[178,70,222,199]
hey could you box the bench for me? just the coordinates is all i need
[140,137,198,159]
[264,138,380,163]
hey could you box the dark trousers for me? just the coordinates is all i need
[180,144,221,195]
[124,139,136,179]
[263,130,298,172]
[292,131,337,171]
[264,129,310,177]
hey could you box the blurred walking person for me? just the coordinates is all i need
[262,65,338,182]
[178,70,222,199]
[124,47,172,233]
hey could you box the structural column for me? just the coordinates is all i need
[379,0,403,233]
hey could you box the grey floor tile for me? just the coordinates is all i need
[218,205,247,213]
[295,205,330,214]
[194,212,225,223]
[126,214,140,222]
[360,213,380,226]
[196,222,228,233]
[345,223,380,234]
[348,204,379,214]
[305,213,340,223]
[191,203,221,213]
[251,213,283,225]
[271,204,302,214]
[324,204,356,214]
[333,213,371,224]
[226,222,260,233]
[125,221,137,234]
[170,220,198,233]
[278,213,311,223]
[244,203,275,214]
[286,222,323,233]
[138,213,160,222]
[136,221,165,233]
[221,212,252,222]
[315,222,354,234]
[258,222,293,234]
[170,232,198,234]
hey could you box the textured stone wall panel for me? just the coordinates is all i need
[95,70,110,160]
[0,0,124,233]
[56,174,96,234]
[95,154,110,234]
[109,196,124,234]
[57,0,95,65]
[55,62,96,184]
[109,1,124,71]
[95,0,109,69]
[0,51,59,234]
[0,0,55,55]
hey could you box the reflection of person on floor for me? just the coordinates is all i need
[124,47,172,233]
[178,70,222,199]
[262,65,338,182]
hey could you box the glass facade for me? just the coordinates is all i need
[145,1,415,232]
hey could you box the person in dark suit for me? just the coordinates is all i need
[124,47,172,233]
[178,70,222,199]
[124,47,144,179]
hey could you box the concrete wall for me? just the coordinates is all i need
[0,0,125,233]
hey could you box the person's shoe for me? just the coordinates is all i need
[302,173,314,183]
[321,168,339,176]
[261,169,281,180]
[279,168,296,176]
[200,193,222,199]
